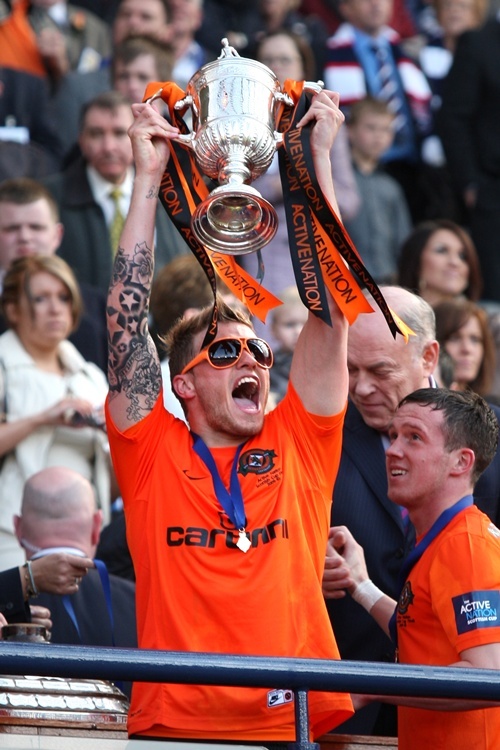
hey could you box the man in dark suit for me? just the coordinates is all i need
[0,177,108,371]
[323,286,500,736]
[0,66,62,180]
[13,466,137,695]
[438,17,500,302]
[44,90,189,294]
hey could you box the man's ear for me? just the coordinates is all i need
[422,340,439,376]
[173,374,196,401]
[91,510,103,549]
[451,447,475,477]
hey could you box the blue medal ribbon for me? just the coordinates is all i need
[192,433,247,533]
[389,495,474,648]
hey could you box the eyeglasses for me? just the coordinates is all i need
[181,337,274,374]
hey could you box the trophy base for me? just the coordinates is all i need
[192,184,278,256]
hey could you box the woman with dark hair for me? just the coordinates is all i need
[0,255,110,569]
[397,218,483,306]
[434,298,495,397]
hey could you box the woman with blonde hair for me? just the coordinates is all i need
[0,255,110,569]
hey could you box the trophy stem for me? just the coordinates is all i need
[218,155,252,186]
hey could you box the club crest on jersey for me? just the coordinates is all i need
[398,581,414,614]
[239,448,277,475]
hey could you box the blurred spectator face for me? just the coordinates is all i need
[0,199,62,272]
[79,104,134,184]
[443,314,484,387]
[168,0,203,36]
[419,229,470,300]
[8,271,74,348]
[437,0,482,37]
[348,111,394,162]
[271,302,307,353]
[114,53,160,103]
[340,0,393,34]
[113,0,169,44]
[258,33,303,84]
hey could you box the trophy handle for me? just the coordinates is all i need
[304,80,325,94]
[273,80,325,144]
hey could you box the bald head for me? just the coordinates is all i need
[15,467,103,558]
[347,286,439,432]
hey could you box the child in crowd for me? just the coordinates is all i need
[269,286,308,403]
[344,97,412,283]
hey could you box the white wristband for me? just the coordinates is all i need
[351,579,384,612]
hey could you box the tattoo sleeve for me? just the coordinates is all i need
[107,241,162,422]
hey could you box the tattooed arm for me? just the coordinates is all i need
[107,104,180,432]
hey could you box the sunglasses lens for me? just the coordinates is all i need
[248,339,273,368]
[209,339,242,367]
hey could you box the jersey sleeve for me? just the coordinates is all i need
[429,520,500,654]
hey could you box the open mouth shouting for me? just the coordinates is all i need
[232,375,261,413]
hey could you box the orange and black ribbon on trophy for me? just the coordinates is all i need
[143,80,410,347]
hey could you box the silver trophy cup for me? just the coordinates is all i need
[148,39,323,255]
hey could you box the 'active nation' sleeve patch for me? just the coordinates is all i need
[452,591,500,635]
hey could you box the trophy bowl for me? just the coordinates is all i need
[149,39,322,255]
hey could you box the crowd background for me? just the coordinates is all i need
[1,0,500,737]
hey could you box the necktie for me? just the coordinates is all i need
[371,43,406,133]
[109,188,125,256]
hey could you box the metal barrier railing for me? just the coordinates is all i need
[1,643,499,748]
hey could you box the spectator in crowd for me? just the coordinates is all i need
[437,15,500,303]
[249,0,330,79]
[343,96,412,283]
[240,28,360,345]
[112,34,173,104]
[419,0,488,97]
[323,285,500,737]
[167,0,212,89]
[415,0,488,221]
[323,0,433,222]
[0,0,111,89]
[195,0,261,56]
[0,255,110,570]
[434,298,496,397]
[112,0,172,46]
[397,218,483,307]
[105,94,354,740]
[268,285,307,404]
[51,33,174,159]
[0,549,93,625]
[326,387,500,750]
[14,466,137,694]
[44,91,189,293]
[0,178,107,371]
[0,66,62,179]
